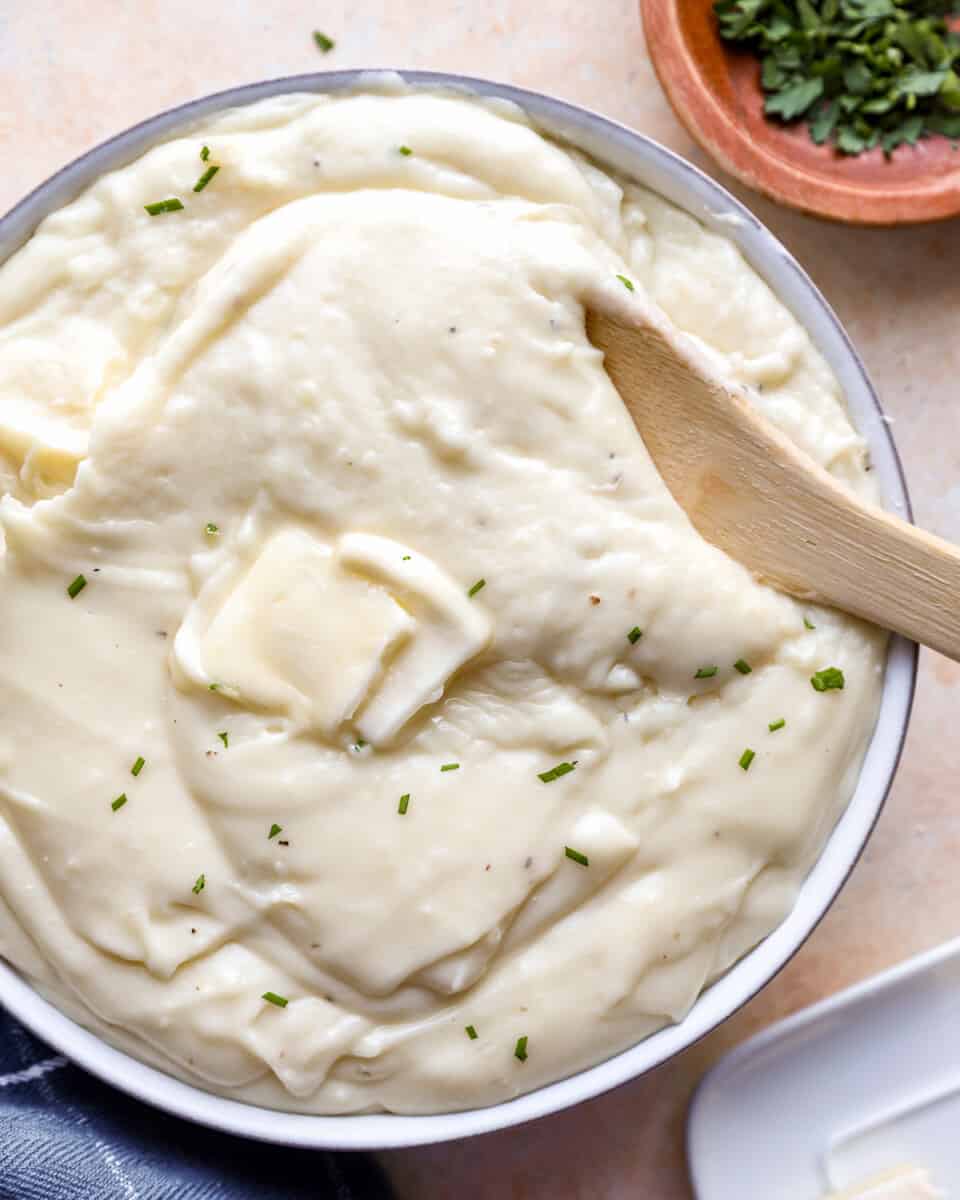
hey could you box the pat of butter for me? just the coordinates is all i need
[825,1166,943,1199]
[173,528,491,745]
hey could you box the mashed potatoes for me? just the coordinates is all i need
[0,87,884,1114]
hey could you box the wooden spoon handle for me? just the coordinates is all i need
[587,306,960,660]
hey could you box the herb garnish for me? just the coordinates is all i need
[739,748,756,771]
[564,845,590,867]
[695,665,719,679]
[268,823,282,839]
[440,762,460,772]
[465,1024,478,1039]
[399,145,413,156]
[538,761,576,783]
[262,991,289,1008]
[193,165,220,193]
[627,626,643,644]
[468,578,486,597]
[398,793,410,815]
[67,574,87,599]
[205,522,219,536]
[217,731,229,749]
[733,658,752,675]
[192,873,205,895]
[768,717,786,732]
[811,666,845,691]
[131,756,146,777]
[804,616,816,630]
[144,198,184,215]
[514,1035,529,1062]
[715,0,960,156]
[201,145,211,162]
[313,30,335,52]
[616,274,635,291]
[111,793,128,812]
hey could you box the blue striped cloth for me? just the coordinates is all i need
[0,1009,393,1199]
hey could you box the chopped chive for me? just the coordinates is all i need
[192,873,205,895]
[67,574,87,599]
[627,626,643,645]
[804,616,816,630]
[465,1024,478,1040]
[564,845,589,867]
[313,30,335,52]
[616,274,635,292]
[514,1035,528,1062]
[193,164,220,193]
[739,748,756,771]
[733,659,752,675]
[402,555,411,561]
[200,145,210,161]
[694,666,719,679]
[398,145,413,156]
[768,718,786,732]
[468,579,486,598]
[131,756,145,777]
[111,793,128,812]
[811,667,845,692]
[538,761,576,783]
[217,731,229,749]
[440,762,460,772]
[268,823,282,839]
[262,991,289,1008]
[144,198,184,215]
[205,522,219,536]
[398,793,410,815]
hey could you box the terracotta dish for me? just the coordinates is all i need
[641,0,960,225]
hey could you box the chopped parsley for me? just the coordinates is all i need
[67,574,87,599]
[468,578,486,598]
[131,756,146,777]
[739,748,756,771]
[204,522,219,536]
[811,667,845,692]
[111,793,128,812]
[402,555,411,561]
[313,30,335,52]
[694,665,719,679]
[193,164,220,193]
[192,873,205,895]
[200,145,211,162]
[514,1035,528,1062]
[440,762,460,772]
[804,616,816,630]
[538,761,576,783]
[616,273,635,292]
[268,823,282,839]
[627,626,643,645]
[715,0,960,158]
[217,731,229,749]
[733,658,752,675]
[768,718,786,733]
[465,1024,478,1040]
[262,991,289,1008]
[398,793,410,815]
[144,198,184,216]
[564,845,589,867]
[399,145,413,156]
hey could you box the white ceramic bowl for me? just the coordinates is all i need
[0,70,916,1149]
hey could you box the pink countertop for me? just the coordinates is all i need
[3,3,959,1196]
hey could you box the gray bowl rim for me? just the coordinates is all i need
[0,69,917,1150]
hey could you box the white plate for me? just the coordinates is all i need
[687,938,960,1198]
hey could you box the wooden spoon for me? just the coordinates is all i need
[586,303,960,660]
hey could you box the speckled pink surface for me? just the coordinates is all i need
[3,4,959,1197]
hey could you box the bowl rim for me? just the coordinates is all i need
[0,69,917,1150]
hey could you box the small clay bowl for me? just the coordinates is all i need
[641,0,960,225]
